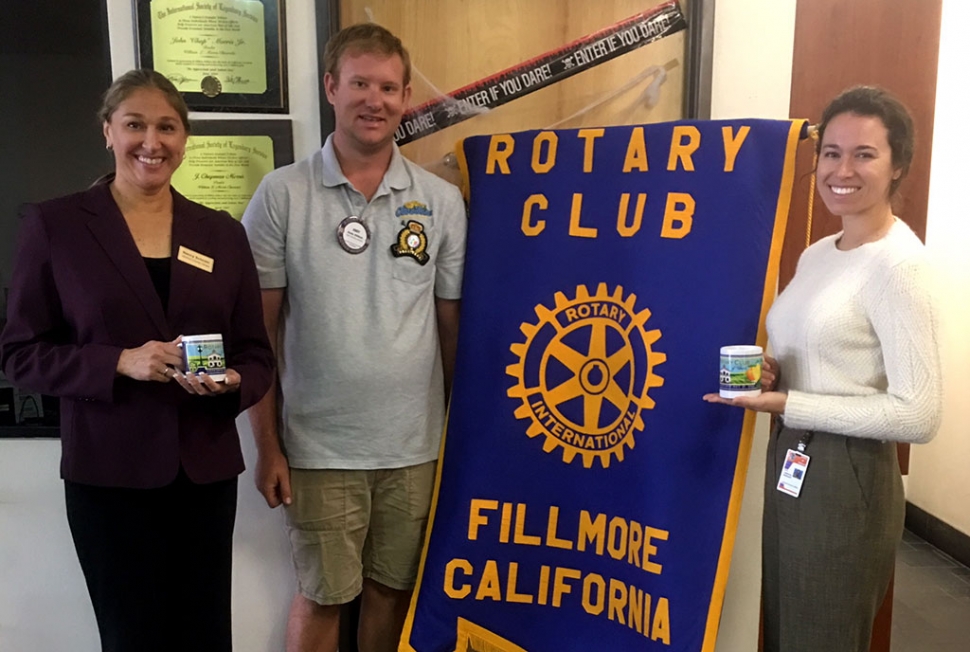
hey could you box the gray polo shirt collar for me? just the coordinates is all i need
[320,134,412,197]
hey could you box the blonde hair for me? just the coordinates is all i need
[324,23,411,86]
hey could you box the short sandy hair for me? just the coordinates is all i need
[323,23,411,87]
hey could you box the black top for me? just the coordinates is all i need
[143,256,172,312]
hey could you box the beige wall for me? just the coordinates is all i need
[907,0,970,537]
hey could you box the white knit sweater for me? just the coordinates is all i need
[766,219,942,443]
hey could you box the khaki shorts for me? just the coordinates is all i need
[284,461,436,605]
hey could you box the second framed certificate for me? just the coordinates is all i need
[136,0,288,112]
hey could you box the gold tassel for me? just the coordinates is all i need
[805,126,820,248]
[454,618,529,652]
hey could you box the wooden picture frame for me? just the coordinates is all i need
[314,0,714,153]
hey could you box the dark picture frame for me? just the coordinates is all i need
[0,0,114,440]
[136,0,288,113]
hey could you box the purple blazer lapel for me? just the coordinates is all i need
[81,185,172,338]
[167,191,215,327]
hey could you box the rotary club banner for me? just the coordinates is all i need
[402,119,806,652]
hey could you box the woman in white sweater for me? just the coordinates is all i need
[705,86,942,651]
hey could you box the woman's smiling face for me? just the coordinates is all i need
[816,112,901,220]
[103,87,188,194]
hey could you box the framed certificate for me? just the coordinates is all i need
[136,0,288,113]
[170,119,294,219]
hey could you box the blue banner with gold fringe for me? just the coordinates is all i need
[402,119,805,652]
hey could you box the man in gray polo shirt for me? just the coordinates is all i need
[242,24,465,652]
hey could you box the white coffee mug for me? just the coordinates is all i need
[179,334,227,382]
[719,345,763,398]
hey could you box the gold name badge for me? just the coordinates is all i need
[177,246,215,273]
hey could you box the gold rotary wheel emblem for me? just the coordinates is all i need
[506,283,666,468]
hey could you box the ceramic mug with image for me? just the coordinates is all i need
[719,345,763,398]
[179,334,227,382]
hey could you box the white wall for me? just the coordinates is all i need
[710,0,796,121]
[907,0,970,537]
[709,2,797,651]
[0,1,802,651]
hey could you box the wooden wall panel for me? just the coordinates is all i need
[340,0,689,166]
[784,0,942,287]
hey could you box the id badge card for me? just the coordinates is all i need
[777,448,811,497]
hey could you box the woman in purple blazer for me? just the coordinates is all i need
[0,70,274,652]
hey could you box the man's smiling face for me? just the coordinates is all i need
[325,49,411,156]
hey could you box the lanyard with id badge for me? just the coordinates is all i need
[777,430,812,498]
